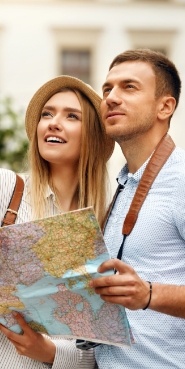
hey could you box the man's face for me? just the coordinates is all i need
[101,61,160,143]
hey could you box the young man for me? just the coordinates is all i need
[90,49,185,368]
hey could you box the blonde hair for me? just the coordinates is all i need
[28,88,109,227]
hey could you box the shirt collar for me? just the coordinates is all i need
[117,155,152,185]
[46,185,55,200]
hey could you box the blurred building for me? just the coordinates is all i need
[0,0,185,192]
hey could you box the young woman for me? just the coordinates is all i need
[0,75,114,369]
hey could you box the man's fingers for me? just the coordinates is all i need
[90,272,133,289]
[89,259,134,288]
[94,285,129,296]
[98,258,131,274]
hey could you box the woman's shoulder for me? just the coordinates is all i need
[0,169,17,223]
[0,168,17,189]
[0,167,16,176]
[0,168,30,185]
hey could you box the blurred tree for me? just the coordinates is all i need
[0,97,28,172]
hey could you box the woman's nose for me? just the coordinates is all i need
[48,115,62,130]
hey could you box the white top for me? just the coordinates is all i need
[0,168,95,369]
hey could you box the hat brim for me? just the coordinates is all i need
[25,75,114,161]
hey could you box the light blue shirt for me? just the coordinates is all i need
[95,146,185,368]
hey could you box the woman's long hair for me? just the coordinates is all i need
[28,88,109,227]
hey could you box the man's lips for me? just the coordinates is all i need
[105,111,125,119]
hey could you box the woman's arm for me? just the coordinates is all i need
[0,312,95,369]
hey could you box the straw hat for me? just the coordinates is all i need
[25,75,114,161]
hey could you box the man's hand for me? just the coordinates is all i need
[0,312,56,363]
[89,259,150,310]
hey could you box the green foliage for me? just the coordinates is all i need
[0,97,28,172]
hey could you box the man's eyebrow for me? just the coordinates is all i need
[123,78,140,84]
[102,78,140,90]
[102,82,112,90]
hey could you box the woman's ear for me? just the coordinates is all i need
[157,96,176,121]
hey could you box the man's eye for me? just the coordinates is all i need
[126,84,135,89]
[103,88,112,96]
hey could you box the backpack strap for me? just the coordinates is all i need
[1,174,24,227]
[123,134,175,235]
[111,133,176,266]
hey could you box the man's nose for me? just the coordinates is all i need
[105,88,122,107]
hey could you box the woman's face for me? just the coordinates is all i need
[37,90,82,167]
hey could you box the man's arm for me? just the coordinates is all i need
[89,259,185,318]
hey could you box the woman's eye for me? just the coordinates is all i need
[68,113,79,120]
[41,111,53,118]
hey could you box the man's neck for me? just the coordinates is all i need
[119,132,168,173]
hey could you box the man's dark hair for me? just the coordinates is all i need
[109,48,181,109]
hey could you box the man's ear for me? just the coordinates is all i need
[157,96,176,120]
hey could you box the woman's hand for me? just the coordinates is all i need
[0,312,56,363]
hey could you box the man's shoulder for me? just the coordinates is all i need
[164,146,185,184]
[174,146,185,155]
[167,146,185,166]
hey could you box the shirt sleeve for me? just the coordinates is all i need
[172,171,185,240]
[51,338,96,369]
[0,168,16,224]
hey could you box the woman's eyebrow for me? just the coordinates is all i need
[42,105,55,111]
[42,105,82,114]
[63,107,82,114]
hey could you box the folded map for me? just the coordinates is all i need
[0,207,133,346]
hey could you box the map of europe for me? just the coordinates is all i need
[0,207,133,346]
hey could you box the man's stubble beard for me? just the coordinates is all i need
[105,111,156,144]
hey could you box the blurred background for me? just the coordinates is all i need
[0,0,185,194]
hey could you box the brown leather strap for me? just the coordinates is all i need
[1,174,24,227]
[123,134,175,235]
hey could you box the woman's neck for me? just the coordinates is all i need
[49,165,79,213]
